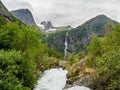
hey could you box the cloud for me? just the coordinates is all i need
[2,0,32,10]
[1,0,120,27]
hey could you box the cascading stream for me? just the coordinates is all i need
[34,68,91,90]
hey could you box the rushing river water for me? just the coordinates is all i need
[34,68,91,90]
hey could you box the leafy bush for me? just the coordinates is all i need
[86,25,120,89]
[0,19,64,90]
[0,50,34,90]
[0,16,7,27]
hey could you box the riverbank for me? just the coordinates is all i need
[65,57,97,89]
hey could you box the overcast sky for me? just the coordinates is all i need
[1,0,120,27]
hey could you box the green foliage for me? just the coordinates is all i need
[66,52,85,65]
[45,48,62,58]
[0,16,7,27]
[0,22,42,51]
[66,54,77,64]
[86,25,120,89]
[88,35,102,57]
[112,25,120,47]
[0,50,32,90]
[102,20,113,36]
[0,22,20,49]
[106,76,120,90]
[0,21,61,90]
[42,30,67,55]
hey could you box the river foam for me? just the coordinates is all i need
[34,68,91,90]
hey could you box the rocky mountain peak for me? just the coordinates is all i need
[40,21,72,32]
[11,9,36,26]
[95,14,108,19]
[41,21,53,30]
[82,14,115,26]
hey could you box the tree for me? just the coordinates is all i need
[112,25,120,47]
[0,50,34,90]
[102,20,113,36]
[88,35,102,56]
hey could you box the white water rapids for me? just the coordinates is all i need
[34,68,91,90]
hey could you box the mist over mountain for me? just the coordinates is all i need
[39,21,72,32]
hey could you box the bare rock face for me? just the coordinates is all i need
[0,1,13,21]
[11,9,36,26]
[41,21,54,30]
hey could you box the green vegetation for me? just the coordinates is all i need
[66,24,120,90]
[88,35,102,57]
[0,16,7,27]
[1,9,120,90]
[66,52,85,64]
[0,17,62,90]
[0,50,35,90]
[42,30,67,55]
[86,25,120,89]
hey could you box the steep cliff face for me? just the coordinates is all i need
[43,15,119,54]
[0,1,14,21]
[11,9,36,26]
[41,21,54,31]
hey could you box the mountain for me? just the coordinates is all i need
[43,14,119,55]
[11,9,36,26]
[40,21,54,31]
[0,1,14,21]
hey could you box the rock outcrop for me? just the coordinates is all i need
[40,21,54,31]
[11,9,36,26]
[0,1,14,21]
[65,58,98,89]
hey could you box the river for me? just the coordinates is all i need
[34,68,91,90]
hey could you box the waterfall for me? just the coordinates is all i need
[64,32,68,57]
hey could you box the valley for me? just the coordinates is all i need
[0,1,120,90]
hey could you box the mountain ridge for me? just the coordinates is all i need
[43,14,119,54]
